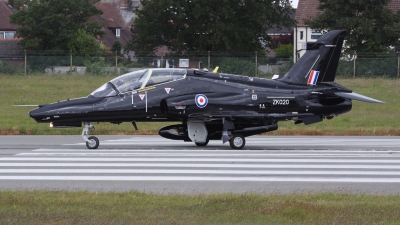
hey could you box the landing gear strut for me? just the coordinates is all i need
[82,122,99,149]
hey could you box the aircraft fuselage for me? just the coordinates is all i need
[29,71,352,126]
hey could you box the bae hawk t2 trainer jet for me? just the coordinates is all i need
[29,30,384,149]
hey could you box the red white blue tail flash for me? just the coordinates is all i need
[195,94,208,108]
[307,70,320,85]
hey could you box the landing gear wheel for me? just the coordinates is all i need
[229,134,245,149]
[86,136,99,149]
[195,138,209,147]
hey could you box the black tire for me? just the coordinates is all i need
[86,136,99,149]
[229,134,245,149]
[195,138,209,147]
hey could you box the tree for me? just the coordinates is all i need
[67,29,102,56]
[305,0,400,55]
[111,41,122,56]
[13,0,29,10]
[274,43,293,58]
[126,0,295,54]
[10,0,104,51]
[216,58,256,76]
[111,41,123,64]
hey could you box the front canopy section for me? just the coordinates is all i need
[89,68,187,97]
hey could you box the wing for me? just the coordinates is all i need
[188,111,314,121]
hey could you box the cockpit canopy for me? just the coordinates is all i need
[90,68,187,97]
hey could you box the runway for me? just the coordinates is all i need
[0,135,399,194]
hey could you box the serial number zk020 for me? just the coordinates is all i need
[272,99,290,105]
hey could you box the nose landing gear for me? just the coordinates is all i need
[82,122,99,149]
[86,136,99,149]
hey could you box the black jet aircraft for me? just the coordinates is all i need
[29,30,383,149]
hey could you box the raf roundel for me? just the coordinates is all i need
[195,94,208,108]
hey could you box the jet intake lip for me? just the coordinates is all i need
[335,92,384,104]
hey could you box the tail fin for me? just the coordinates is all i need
[278,30,347,85]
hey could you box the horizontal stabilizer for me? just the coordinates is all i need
[335,92,384,104]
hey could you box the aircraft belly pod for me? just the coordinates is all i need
[29,30,384,149]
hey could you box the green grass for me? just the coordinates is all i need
[0,191,400,224]
[0,74,399,135]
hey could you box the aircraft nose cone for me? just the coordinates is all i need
[29,107,50,122]
[29,108,38,117]
[29,107,41,117]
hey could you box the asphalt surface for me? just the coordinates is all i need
[0,135,400,194]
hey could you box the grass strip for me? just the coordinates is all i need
[1,74,399,135]
[1,191,400,224]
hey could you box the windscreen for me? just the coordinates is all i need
[89,82,118,97]
[111,69,187,93]
[89,69,187,97]
[89,70,148,97]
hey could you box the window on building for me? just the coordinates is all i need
[0,31,16,38]
[311,30,322,40]
[300,31,303,40]
[116,28,120,37]
[5,32,15,38]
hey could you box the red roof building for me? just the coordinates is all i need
[93,0,138,53]
[0,0,18,38]
[0,0,23,68]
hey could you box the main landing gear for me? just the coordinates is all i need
[195,138,209,147]
[186,120,248,149]
[193,135,246,149]
[194,134,246,149]
[82,122,99,149]
[229,134,245,149]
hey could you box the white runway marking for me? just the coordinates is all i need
[1,163,399,169]
[18,152,400,157]
[2,157,400,163]
[31,148,400,154]
[2,169,400,176]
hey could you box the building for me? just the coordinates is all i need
[92,0,140,59]
[294,0,400,61]
[0,0,17,39]
[0,0,23,68]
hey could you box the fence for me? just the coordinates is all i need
[336,52,400,78]
[0,50,399,78]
